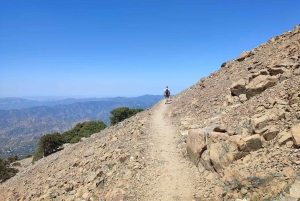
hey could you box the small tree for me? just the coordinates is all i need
[7,155,18,164]
[39,132,63,157]
[61,121,106,144]
[0,158,18,181]
[33,132,63,163]
[110,107,144,126]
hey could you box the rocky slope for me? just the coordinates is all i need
[169,24,300,200]
[0,25,300,201]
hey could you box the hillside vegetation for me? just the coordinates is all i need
[0,95,161,158]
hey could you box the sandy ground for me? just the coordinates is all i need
[145,100,199,201]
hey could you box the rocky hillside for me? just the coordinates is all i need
[168,24,300,200]
[0,25,300,201]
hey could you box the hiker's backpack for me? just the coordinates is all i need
[164,88,169,96]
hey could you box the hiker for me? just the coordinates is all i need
[164,86,170,104]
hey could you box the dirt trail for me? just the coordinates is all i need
[145,100,198,201]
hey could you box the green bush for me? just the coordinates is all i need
[0,158,18,181]
[110,107,144,126]
[61,121,106,143]
[7,155,18,164]
[32,146,43,163]
[12,162,21,166]
[33,121,107,163]
[70,135,81,144]
[33,132,63,163]
[25,154,32,158]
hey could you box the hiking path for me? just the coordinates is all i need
[144,100,199,201]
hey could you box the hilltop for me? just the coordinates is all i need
[0,25,300,201]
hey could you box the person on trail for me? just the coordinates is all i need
[164,86,170,104]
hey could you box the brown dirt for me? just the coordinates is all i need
[144,100,198,201]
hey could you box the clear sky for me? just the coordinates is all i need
[1,0,299,98]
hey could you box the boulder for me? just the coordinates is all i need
[198,149,215,173]
[230,79,246,96]
[246,75,279,99]
[262,125,279,141]
[277,131,293,145]
[221,62,227,68]
[213,125,228,133]
[186,129,207,166]
[294,68,300,75]
[245,134,262,151]
[251,108,285,134]
[209,141,239,173]
[237,51,248,61]
[289,175,300,199]
[237,51,252,61]
[282,166,294,178]
[210,131,229,143]
[268,67,287,76]
[291,123,300,147]
[251,115,272,133]
[279,71,292,82]
[239,94,248,103]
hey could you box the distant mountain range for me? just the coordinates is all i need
[0,95,162,110]
[0,95,163,158]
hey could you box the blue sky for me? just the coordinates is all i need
[1,0,299,98]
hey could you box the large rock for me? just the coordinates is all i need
[230,79,246,96]
[251,115,272,133]
[244,134,262,151]
[237,51,253,61]
[291,123,300,147]
[198,149,215,173]
[210,131,229,143]
[246,75,279,99]
[251,108,285,134]
[186,129,207,166]
[261,125,279,141]
[289,175,300,199]
[209,141,239,173]
[277,131,293,145]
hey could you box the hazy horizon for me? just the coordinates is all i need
[0,94,163,101]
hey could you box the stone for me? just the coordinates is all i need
[246,75,279,99]
[239,94,248,103]
[277,131,293,145]
[198,149,215,172]
[262,125,279,141]
[245,134,262,151]
[291,123,300,147]
[210,131,229,142]
[294,68,300,75]
[230,79,246,96]
[282,167,294,178]
[186,129,207,166]
[289,175,300,199]
[268,67,287,76]
[279,71,292,82]
[251,115,271,133]
[251,108,285,134]
[221,62,227,68]
[83,147,95,157]
[237,51,249,61]
[213,125,228,133]
[209,141,238,173]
